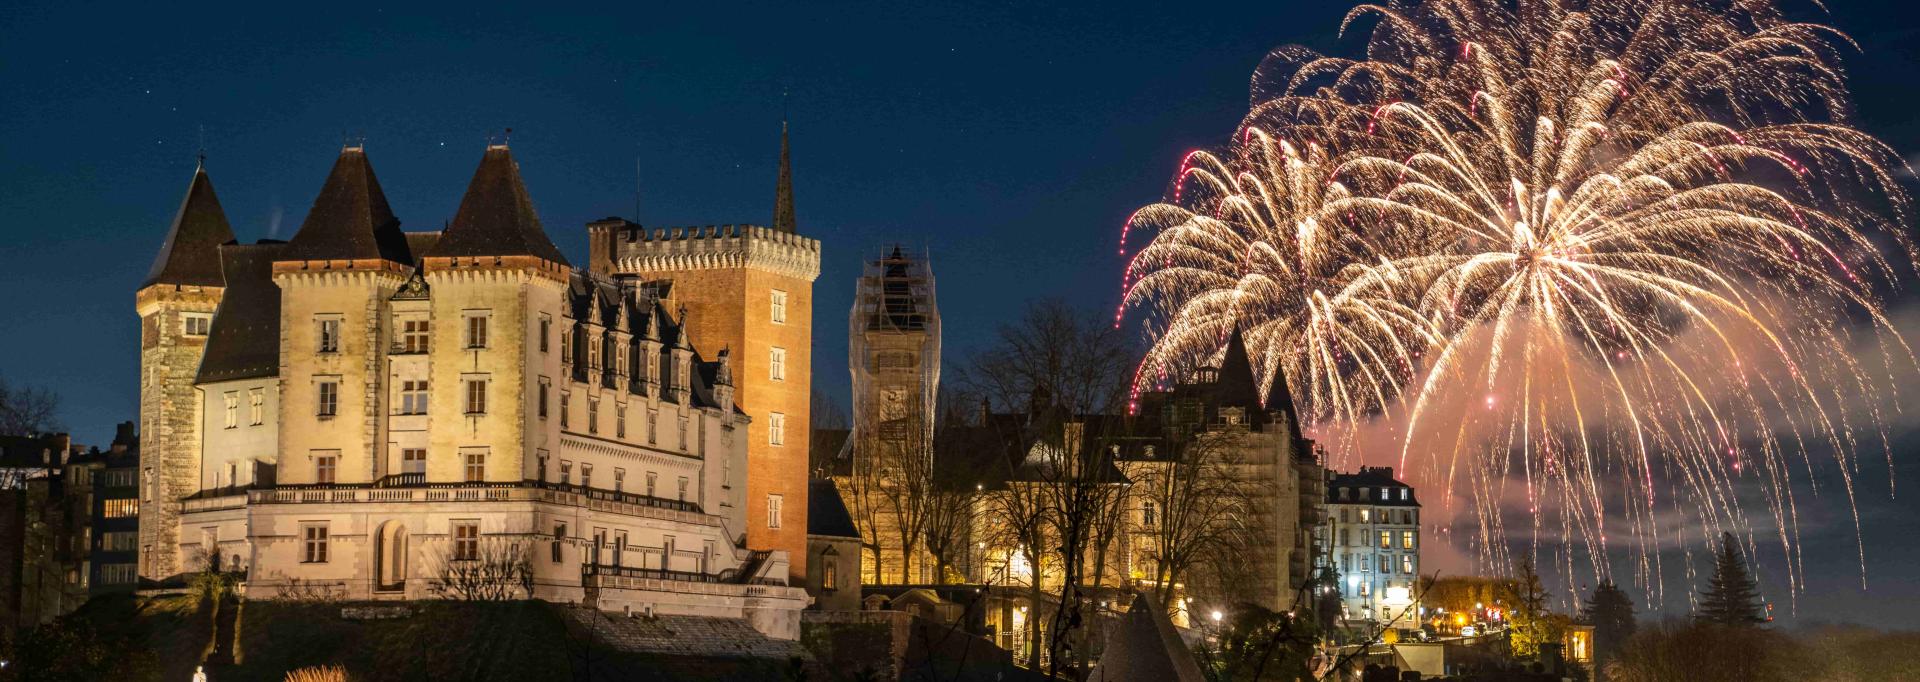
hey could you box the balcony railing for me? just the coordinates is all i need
[247,479,707,517]
[582,562,724,584]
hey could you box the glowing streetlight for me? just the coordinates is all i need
[1210,610,1223,624]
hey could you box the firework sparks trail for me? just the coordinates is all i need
[1119,0,1916,603]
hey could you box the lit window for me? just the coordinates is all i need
[465,378,487,414]
[453,522,479,561]
[770,290,788,324]
[465,314,488,349]
[464,451,485,482]
[1402,554,1415,574]
[769,412,785,446]
[303,525,330,563]
[223,392,238,429]
[317,380,339,417]
[1402,531,1416,550]
[1379,531,1391,549]
[1359,509,1371,523]
[183,313,212,336]
[770,347,786,382]
[1400,488,1409,501]
[315,454,337,484]
[767,494,783,529]
[822,549,838,591]
[248,389,264,425]
[103,499,139,518]
[317,318,341,353]
[1380,488,1389,501]
[1142,500,1156,528]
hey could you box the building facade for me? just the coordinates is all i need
[840,246,940,584]
[588,124,820,582]
[143,141,812,639]
[1317,466,1422,627]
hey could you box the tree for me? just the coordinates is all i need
[1583,579,1636,666]
[1138,425,1251,613]
[0,374,60,436]
[1697,532,1766,626]
[429,537,535,601]
[1503,555,1557,658]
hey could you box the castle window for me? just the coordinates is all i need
[183,313,212,337]
[1142,500,1156,527]
[613,468,625,492]
[316,317,341,353]
[400,380,428,415]
[770,290,788,324]
[822,547,838,592]
[453,521,479,561]
[464,313,489,349]
[677,476,688,502]
[402,448,426,474]
[616,405,627,439]
[464,450,486,482]
[767,494,783,529]
[769,412,786,446]
[647,409,657,444]
[770,347,786,382]
[464,378,488,414]
[646,471,657,497]
[589,335,601,370]
[538,377,550,419]
[314,453,337,484]
[536,451,548,481]
[401,319,429,353]
[561,328,572,364]
[551,523,566,563]
[678,415,688,451]
[560,392,570,428]
[302,524,330,563]
[539,315,551,353]
[223,392,239,429]
[560,460,572,485]
[249,389,264,425]
[316,380,339,417]
[581,463,593,489]
[587,398,599,434]
[615,531,628,566]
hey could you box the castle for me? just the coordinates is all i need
[135,135,819,639]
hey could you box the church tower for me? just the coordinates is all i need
[588,123,820,579]
[138,160,236,579]
[846,246,940,583]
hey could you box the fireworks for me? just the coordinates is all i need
[1120,0,1915,597]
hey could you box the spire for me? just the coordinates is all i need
[144,159,237,288]
[771,121,797,233]
[281,146,412,264]
[426,144,570,266]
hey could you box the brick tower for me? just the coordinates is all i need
[137,159,236,579]
[588,123,819,579]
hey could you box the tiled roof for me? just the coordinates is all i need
[143,163,236,288]
[280,147,412,264]
[1326,466,1420,506]
[424,145,569,265]
[195,242,287,384]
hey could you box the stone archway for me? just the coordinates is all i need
[375,520,409,592]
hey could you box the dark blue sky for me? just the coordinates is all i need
[4,0,1918,627]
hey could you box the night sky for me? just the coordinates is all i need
[4,1,1918,628]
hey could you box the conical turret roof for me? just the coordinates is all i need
[425,145,568,266]
[280,146,412,264]
[143,161,237,288]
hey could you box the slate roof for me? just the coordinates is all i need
[424,145,569,265]
[195,241,287,384]
[1326,466,1420,507]
[143,162,237,288]
[560,271,736,414]
[807,479,860,538]
[1087,593,1205,682]
[280,147,413,264]
[403,231,442,262]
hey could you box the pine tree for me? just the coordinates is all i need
[1697,532,1766,626]
[1583,579,1636,665]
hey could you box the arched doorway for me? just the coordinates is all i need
[375,521,408,593]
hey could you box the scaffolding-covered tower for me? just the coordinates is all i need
[844,246,941,582]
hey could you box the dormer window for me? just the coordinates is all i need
[1400,488,1409,501]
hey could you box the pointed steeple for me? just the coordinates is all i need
[144,160,237,288]
[281,146,412,264]
[426,145,570,266]
[771,121,797,233]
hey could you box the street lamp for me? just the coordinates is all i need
[1211,610,1223,624]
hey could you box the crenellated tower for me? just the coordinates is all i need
[588,122,820,579]
[138,159,237,579]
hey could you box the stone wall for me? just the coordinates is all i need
[137,284,222,579]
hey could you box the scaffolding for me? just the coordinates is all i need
[849,245,941,448]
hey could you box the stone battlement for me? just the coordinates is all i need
[589,219,821,281]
